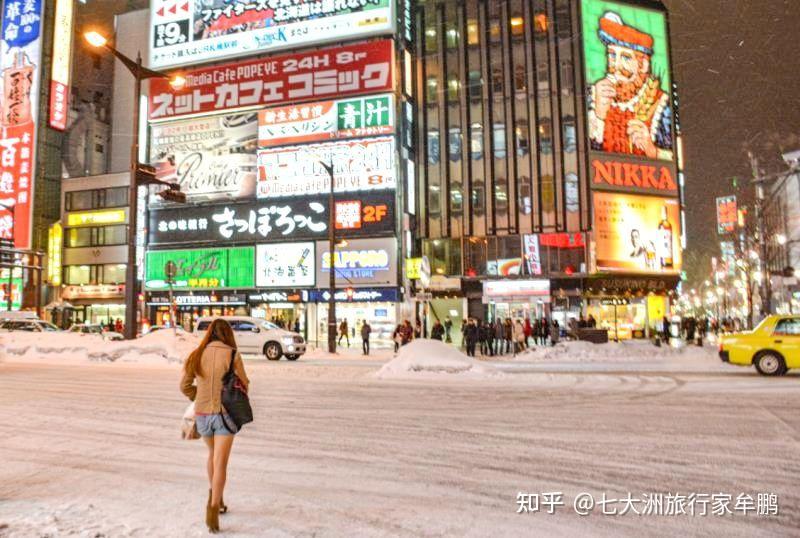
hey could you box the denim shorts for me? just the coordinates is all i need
[196,414,238,437]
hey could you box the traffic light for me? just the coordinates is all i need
[158,184,187,203]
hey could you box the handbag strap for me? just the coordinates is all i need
[227,348,236,374]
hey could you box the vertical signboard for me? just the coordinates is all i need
[49,0,73,131]
[47,221,62,286]
[0,0,43,249]
[715,195,737,235]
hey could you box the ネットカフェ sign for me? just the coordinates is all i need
[148,191,395,246]
[149,40,394,120]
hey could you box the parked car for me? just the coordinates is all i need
[67,324,124,341]
[719,315,800,376]
[194,316,305,360]
[0,319,60,332]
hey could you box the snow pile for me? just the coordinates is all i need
[515,339,717,363]
[375,339,501,379]
[0,329,199,365]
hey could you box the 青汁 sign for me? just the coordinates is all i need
[592,192,681,274]
[149,40,393,121]
[0,0,44,249]
[256,242,315,288]
[149,0,394,69]
[258,94,395,148]
[148,191,395,245]
[316,237,397,287]
[257,137,396,198]
[145,246,255,291]
[149,111,258,202]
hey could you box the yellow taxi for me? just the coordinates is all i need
[719,315,800,376]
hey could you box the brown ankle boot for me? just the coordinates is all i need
[209,488,228,514]
[206,503,220,533]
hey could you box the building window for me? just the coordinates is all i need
[539,119,553,155]
[515,122,530,156]
[448,127,462,162]
[425,26,438,52]
[65,190,93,211]
[491,67,503,94]
[470,123,483,160]
[514,64,527,93]
[65,187,128,211]
[426,76,439,102]
[429,185,442,215]
[489,20,501,42]
[518,179,532,215]
[447,75,460,102]
[560,59,574,92]
[451,182,464,215]
[492,123,507,159]
[66,227,92,248]
[534,13,548,38]
[510,16,524,37]
[446,27,459,49]
[100,224,127,246]
[467,19,479,45]
[565,173,579,213]
[102,264,127,284]
[427,129,441,165]
[65,265,92,285]
[103,187,128,208]
[472,180,486,216]
[494,183,508,213]
[563,118,577,153]
[468,71,482,100]
[65,225,127,248]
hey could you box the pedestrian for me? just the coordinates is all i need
[478,320,488,355]
[464,318,478,357]
[400,319,414,346]
[414,319,422,339]
[513,319,525,354]
[484,321,495,356]
[539,317,549,345]
[180,319,250,533]
[550,319,560,346]
[444,317,453,343]
[361,320,372,355]
[587,314,597,329]
[392,324,402,353]
[503,318,513,353]
[293,318,300,334]
[568,317,579,340]
[523,317,532,348]
[338,319,350,347]
[114,318,123,333]
[494,318,504,354]
[431,320,445,340]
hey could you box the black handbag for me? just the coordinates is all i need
[220,349,253,431]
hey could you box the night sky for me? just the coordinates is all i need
[662,0,800,278]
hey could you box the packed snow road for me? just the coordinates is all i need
[0,345,798,536]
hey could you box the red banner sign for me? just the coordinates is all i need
[590,154,678,196]
[149,39,394,121]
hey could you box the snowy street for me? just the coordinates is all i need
[1,338,799,536]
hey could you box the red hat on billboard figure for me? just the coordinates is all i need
[598,12,654,56]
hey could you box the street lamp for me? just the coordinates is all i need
[319,160,337,353]
[84,31,185,340]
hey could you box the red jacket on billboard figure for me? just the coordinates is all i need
[587,12,673,161]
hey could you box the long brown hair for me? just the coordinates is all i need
[185,318,237,378]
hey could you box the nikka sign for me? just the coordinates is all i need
[590,153,678,196]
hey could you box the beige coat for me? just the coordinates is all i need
[180,341,250,415]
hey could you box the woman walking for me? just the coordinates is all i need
[181,319,250,533]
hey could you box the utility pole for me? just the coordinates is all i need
[751,151,772,317]
[320,161,337,354]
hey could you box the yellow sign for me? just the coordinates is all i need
[406,257,422,280]
[593,192,682,274]
[67,209,126,227]
[47,222,63,286]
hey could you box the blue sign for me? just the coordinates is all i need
[2,0,42,48]
[308,288,399,303]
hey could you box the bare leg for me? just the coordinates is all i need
[203,435,214,487]
[210,434,235,507]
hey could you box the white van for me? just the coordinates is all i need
[194,316,305,361]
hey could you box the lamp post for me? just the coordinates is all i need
[0,200,15,311]
[319,160,337,353]
[84,32,185,340]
